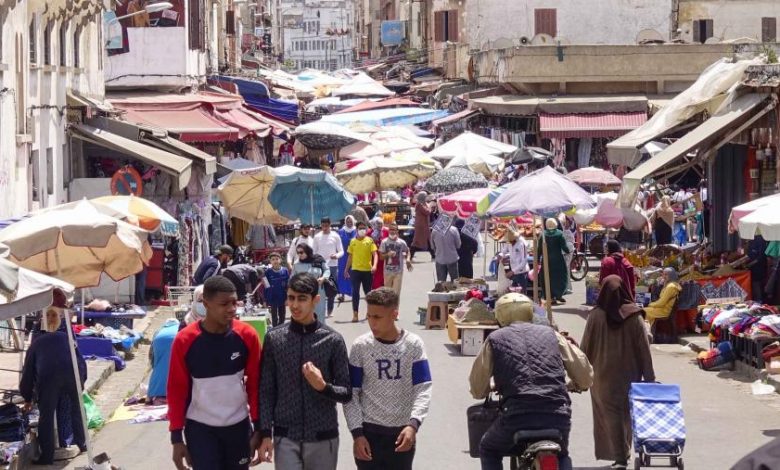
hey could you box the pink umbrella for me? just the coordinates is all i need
[566,167,621,186]
[437,188,493,218]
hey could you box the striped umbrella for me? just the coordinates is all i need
[93,195,179,237]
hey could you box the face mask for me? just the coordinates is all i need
[358,229,367,237]
[193,301,207,319]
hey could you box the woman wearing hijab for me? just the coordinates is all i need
[537,218,571,305]
[180,285,205,330]
[644,267,682,326]
[455,218,478,279]
[580,275,656,470]
[411,191,434,261]
[650,195,674,245]
[293,243,330,324]
[369,215,389,289]
[337,216,357,299]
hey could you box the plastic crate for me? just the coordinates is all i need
[164,286,197,307]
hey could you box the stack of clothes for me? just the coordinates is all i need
[0,403,26,465]
[700,303,780,341]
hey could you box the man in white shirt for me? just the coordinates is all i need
[313,217,343,317]
[286,223,314,267]
[499,229,529,291]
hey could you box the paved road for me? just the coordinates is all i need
[67,251,780,469]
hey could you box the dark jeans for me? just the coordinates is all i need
[435,262,459,282]
[350,270,373,313]
[355,428,415,470]
[134,268,147,305]
[511,272,529,291]
[479,411,572,470]
[269,305,286,327]
[38,377,85,463]
[326,268,338,314]
[410,245,435,261]
[185,418,250,470]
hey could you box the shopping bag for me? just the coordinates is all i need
[83,392,105,429]
[466,396,501,458]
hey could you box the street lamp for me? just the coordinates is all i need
[112,2,174,22]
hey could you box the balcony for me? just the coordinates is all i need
[471,43,735,95]
[105,27,206,90]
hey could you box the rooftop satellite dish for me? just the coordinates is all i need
[636,29,664,44]
[492,38,513,49]
[704,37,721,44]
[531,33,554,45]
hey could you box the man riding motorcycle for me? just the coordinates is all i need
[469,293,593,470]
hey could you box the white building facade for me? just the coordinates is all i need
[679,1,780,44]
[277,0,354,70]
[0,0,105,218]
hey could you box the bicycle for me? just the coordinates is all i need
[569,249,589,282]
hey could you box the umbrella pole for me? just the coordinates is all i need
[64,307,95,467]
[541,226,554,327]
[532,217,539,304]
[310,186,315,226]
[483,219,488,277]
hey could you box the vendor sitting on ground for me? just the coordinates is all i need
[644,267,682,326]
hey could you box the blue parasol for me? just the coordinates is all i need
[268,166,355,225]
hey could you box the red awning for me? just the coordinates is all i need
[215,109,271,138]
[121,107,240,142]
[432,109,479,128]
[335,97,419,114]
[539,112,647,139]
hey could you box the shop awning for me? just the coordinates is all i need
[432,109,479,129]
[86,117,217,175]
[469,95,649,116]
[539,112,647,139]
[70,124,192,190]
[120,107,240,143]
[215,109,271,138]
[321,107,450,127]
[618,93,774,206]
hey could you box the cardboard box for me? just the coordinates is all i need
[461,328,486,356]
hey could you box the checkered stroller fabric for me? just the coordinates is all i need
[630,383,686,454]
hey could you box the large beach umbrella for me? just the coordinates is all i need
[336,159,434,194]
[730,193,780,233]
[566,166,621,187]
[218,166,289,225]
[488,166,596,322]
[738,202,780,241]
[427,131,517,161]
[445,152,505,177]
[0,255,74,321]
[294,121,371,150]
[0,200,153,288]
[390,149,442,170]
[269,166,355,225]
[92,195,179,236]
[437,187,495,219]
[423,167,488,194]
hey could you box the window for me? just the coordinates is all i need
[62,143,70,190]
[46,147,53,195]
[31,150,39,202]
[534,8,557,37]
[692,19,714,43]
[763,18,777,43]
[226,10,236,36]
[43,21,51,65]
[330,58,337,70]
[29,18,36,64]
[59,23,67,66]
[433,10,458,42]
[188,0,205,50]
[73,27,80,68]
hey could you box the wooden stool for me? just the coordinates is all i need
[426,301,449,329]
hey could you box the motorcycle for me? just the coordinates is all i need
[509,428,563,470]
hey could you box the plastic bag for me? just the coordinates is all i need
[83,392,105,429]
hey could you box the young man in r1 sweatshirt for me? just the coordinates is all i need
[344,287,433,470]
[257,272,352,470]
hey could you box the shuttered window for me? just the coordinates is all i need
[534,8,557,37]
[763,17,776,43]
[434,10,458,42]
[226,10,235,36]
[188,0,205,50]
[692,19,713,43]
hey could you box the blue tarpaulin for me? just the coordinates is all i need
[215,76,299,124]
[321,107,449,127]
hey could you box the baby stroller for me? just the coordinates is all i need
[629,383,686,469]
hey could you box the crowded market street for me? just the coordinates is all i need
[54,251,780,470]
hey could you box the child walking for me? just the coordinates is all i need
[263,252,289,327]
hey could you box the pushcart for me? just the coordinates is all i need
[629,383,686,469]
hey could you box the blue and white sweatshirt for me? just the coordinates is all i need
[345,330,432,436]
